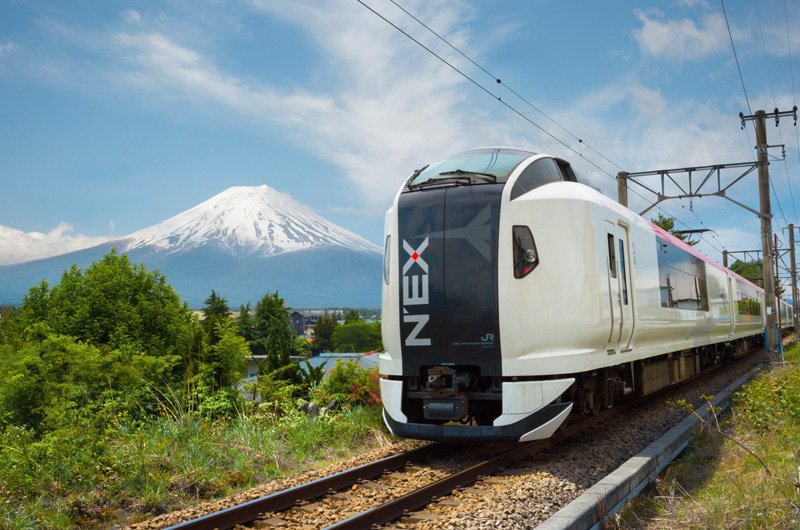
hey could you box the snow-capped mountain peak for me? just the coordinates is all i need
[123,185,381,257]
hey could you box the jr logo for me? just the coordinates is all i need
[481,333,495,342]
[402,238,430,346]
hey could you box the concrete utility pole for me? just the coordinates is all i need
[754,111,779,357]
[789,224,798,331]
[740,107,797,358]
[723,250,728,268]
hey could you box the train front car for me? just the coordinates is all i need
[379,148,578,442]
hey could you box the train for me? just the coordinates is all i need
[378,147,792,442]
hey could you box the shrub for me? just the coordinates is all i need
[312,360,381,408]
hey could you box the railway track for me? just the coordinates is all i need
[147,349,766,530]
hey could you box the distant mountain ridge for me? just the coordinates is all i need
[0,186,382,308]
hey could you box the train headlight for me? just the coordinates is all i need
[513,225,539,279]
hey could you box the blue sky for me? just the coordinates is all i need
[2,1,800,278]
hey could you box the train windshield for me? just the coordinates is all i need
[407,148,534,189]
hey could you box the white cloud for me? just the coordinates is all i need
[121,9,141,24]
[107,0,500,208]
[632,9,739,62]
[0,41,14,55]
[0,223,112,266]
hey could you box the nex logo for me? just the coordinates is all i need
[402,238,430,346]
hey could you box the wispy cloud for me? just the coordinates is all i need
[103,0,501,207]
[632,9,738,62]
[0,223,112,266]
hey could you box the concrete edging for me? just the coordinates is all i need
[535,363,765,530]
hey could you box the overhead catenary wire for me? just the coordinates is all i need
[721,0,752,116]
[361,0,727,258]
[754,0,798,227]
[385,0,625,173]
[355,0,619,181]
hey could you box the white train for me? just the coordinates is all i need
[379,147,789,442]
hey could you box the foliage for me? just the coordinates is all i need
[312,311,338,353]
[733,345,800,432]
[332,320,382,353]
[14,250,194,378]
[612,342,800,529]
[201,290,231,322]
[344,309,361,323]
[313,360,382,408]
[651,213,698,246]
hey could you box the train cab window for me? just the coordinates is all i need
[513,226,539,278]
[618,239,628,305]
[510,158,563,200]
[607,234,617,279]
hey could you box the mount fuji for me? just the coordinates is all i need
[0,186,383,308]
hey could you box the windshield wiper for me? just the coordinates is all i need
[406,165,430,190]
[411,175,471,189]
[438,169,497,183]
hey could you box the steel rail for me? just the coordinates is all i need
[162,443,440,530]
[321,350,763,530]
[162,349,762,530]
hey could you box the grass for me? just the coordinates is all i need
[610,343,800,529]
[0,404,388,529]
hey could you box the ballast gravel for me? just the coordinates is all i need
[125,352,766,530]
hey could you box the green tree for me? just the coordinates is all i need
[313,311,338,353]
[14,250,194,374]
[237,302,256,342]
[651,213,699,246]
[332,320,382,353]
[344,309,361,323]
[202,290,231,322]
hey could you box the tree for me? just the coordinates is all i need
[14,250,194,374]
[651,214,699,246]
[313,311,338,353]
[332,320,382,353]
[237,302,256,342]
[202,290,231,322]
[344,309,361,323]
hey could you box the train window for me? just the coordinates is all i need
[618,239,628,305]
[510,158,563,200]
[607,234,617,279]
[383,235,391,285]
[513,226,539,278]
[657,237,709,311]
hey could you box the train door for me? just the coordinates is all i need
[604,221,620,350]
[616,224,633,350]
[605,221,633,352]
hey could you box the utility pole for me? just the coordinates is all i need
[789,224,798,331]
[723,250,728,268]
[740,107,797,358]
[756,110,779,357]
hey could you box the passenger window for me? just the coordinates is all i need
[618,239,628,305]
[607,234,617,279]
[510,158,563,200]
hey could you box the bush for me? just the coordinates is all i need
[312,359,381,408]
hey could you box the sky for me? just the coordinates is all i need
[3,0,800,284]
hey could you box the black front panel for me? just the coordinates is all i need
[397,185,503,377]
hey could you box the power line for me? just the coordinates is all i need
[355,0,620,181]
[721,0,752,116]
[385,0,625,172]
[755,0,798,226]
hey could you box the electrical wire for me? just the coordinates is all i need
[721,0,752,115]
[385,0,625,172]
[755,0,798,227]
[355,0,619,181]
